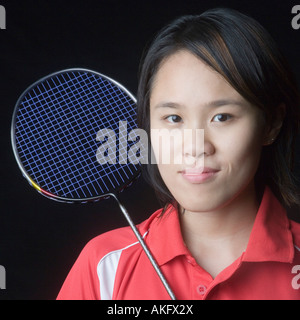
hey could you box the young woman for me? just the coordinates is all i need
[57,8,300,300]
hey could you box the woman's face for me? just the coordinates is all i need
[150,50,267,213]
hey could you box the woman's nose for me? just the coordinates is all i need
[183,129,215,161]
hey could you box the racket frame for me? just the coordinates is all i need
[11,68,140,203]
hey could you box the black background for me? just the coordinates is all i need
[0,0,299,300]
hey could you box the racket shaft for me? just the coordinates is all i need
[109,194,176,300]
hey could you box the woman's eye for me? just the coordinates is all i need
[212,114,232,122]
[165,115,182,123]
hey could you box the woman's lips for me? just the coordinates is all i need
[180,167,220,184]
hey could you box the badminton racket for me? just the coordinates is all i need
[11,68,176,300]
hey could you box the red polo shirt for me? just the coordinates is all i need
[57,187,300,300]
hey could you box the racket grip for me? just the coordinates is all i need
[108,193,176,300]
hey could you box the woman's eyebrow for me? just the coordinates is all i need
[206,99,247,108]
[153,102,183,110]
[153,99,246,110]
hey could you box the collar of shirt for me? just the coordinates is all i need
[146,186,295,267]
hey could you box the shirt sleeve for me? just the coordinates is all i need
[56,241,101,300]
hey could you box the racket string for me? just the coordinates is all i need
[14,70,140,199]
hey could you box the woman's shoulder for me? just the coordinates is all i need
[82,207,165,261]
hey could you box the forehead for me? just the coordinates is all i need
[150,50,245,108]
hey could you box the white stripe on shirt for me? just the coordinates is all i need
[97,231,148,300]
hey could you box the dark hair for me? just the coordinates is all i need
[137,7,300,209]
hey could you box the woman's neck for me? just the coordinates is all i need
[179,183,259,278]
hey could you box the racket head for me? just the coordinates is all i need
[11,68,142,203]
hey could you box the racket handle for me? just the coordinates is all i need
[108,193,176,300]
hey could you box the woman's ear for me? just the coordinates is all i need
[263,103,286,146]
